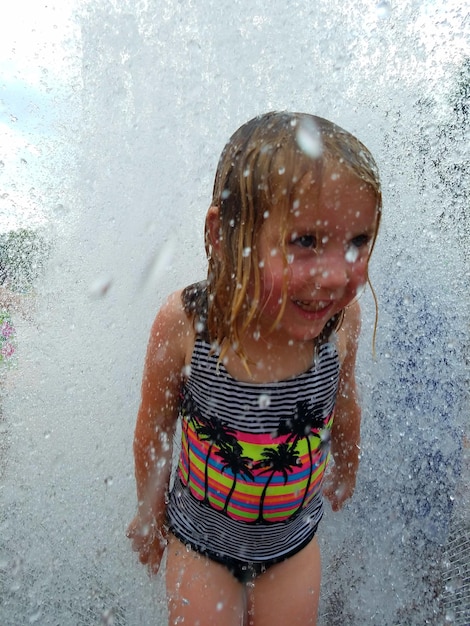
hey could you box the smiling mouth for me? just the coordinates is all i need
[294,300,333,314]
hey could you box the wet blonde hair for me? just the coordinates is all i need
[189,111,382,360]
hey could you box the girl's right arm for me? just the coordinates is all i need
[127,290,192,574]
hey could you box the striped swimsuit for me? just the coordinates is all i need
[166,337,340,581]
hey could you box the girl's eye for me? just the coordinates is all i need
[350,234,371,248]
[292,234,317,249]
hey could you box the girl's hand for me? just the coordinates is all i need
[323,464,356,512]
[126,515,168,575]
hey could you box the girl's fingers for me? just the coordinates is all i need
[139,548,150,564]
[127,518,167,571]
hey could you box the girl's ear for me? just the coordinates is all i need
[205,205,222,253]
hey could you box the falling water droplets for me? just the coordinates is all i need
[258,394,271,409]
[345,245,359,263]
[28,608,42,623]
[376,0,392,20]
[101,607,116,625]
[296,118,322,158]
[139,237,176,290]
[1,3,466,626]
[89,275,113,299]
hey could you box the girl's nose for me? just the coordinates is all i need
[309,255,349,291]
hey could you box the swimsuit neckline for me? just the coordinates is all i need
[194,336,337,388]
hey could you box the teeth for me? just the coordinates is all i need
[295,300,329,312]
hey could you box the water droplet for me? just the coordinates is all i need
[345,245,359,263]
[157,458,167,470]
[243,246,251,257]
[296,119,322,158]
[258,394,271,408]
[89,276,113,299]
[101,608,115,625]
[52,202,70,217]
[139,238,176,289]
[376,0,391,19]
[28,609,42,623]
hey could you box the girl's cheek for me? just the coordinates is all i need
[350,259,369,283]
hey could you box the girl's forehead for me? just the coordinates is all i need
[292,163,366,194]
[291,165,377,208]
[281,169,378,232]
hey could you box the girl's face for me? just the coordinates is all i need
[252,165,379,344]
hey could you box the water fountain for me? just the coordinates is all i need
[1,0,468,623]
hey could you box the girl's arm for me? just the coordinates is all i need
[127,290,192,574]
[323,300,362,512]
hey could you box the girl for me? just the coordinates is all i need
[127,111,382,625]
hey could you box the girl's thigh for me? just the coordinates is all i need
[166,535,245,626]
[247,538,321,626]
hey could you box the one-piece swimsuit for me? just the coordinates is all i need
[166,336,340,581]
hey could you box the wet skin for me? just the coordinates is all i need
[250,165,379,348]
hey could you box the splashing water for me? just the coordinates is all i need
[1,0,468,624]
[296,118,323,158]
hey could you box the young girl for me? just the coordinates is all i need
[127,111,382,625]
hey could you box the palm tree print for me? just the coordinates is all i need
[194,415,238,503]
[216,441,255,513]
[277,400,328,514]
[179,388,200,488]
[253,442,301,523]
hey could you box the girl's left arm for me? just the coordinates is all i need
[323,301,362,512]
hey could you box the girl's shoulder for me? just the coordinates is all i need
[149,289,196,369]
